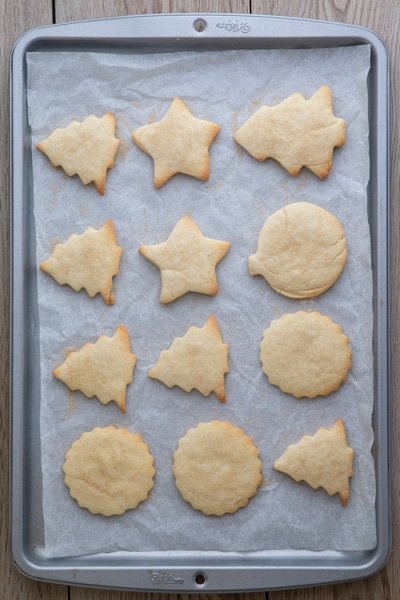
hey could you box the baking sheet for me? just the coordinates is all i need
[26,44,376,558]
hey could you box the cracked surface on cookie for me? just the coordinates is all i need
[248,202,347,298]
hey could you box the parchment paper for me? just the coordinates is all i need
[27,45,376,558]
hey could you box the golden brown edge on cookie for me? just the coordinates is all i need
[100,218,123,305]
[90,112,120,195]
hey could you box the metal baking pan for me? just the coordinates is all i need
[9,13,390,592]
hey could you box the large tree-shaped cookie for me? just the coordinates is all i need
[234,85,345,179]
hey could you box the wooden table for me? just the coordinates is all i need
[1,1,398,598]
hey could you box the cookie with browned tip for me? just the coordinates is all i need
[36,112,119,194]
[149,315,229,403]
[40,219,122,305]
[53,325,137,413]
[274,419,354,506]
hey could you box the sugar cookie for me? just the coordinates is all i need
[40,219,122,305]
[139,216,230,303]
[234,85,345,179]
[63,426,155,515]
[36,112,119,194]
[132,97,220,188]
[274,419,354,506]
[149,315,229,403]
[260,311,351,398]
[173,421,262,515]
[248,202,347,298]
[53,325,137,413]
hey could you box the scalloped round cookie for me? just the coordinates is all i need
[260,311,352,398]
[172,420,262,516]
[63,426,155,516]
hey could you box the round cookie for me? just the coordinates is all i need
[172,420,262,516]
[259,311,352,398]
[63,426,155,516]
[248,202,347,298]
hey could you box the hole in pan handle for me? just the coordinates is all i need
[194,571,207,586]
[194,18,207,32]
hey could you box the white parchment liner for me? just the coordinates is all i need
[27,45,375,558]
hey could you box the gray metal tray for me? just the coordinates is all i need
[9,13,390,592]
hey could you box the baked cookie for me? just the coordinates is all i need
[274,419,354,506]
[40,219,122,305]
[173,420,262,516]
[234,85,345,179]
[259,311,351,398]
[149,315,229,403]
[36,112,119,194]
[139,215,230,303]
[132,97,220,188]
[53,325,137,413]
[248,202,347,298]
[63,426,155,515]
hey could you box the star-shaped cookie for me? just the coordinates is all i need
[131,97,221,188]
[149,315,229,403]
[274,419,354,506]
[40,219,122,305]
[53,325,137,413]
[139,215,230,303]
[234,85,346,179]
[36,112,120,195]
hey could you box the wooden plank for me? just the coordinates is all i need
[1,2,70,598]
[55,0,250,22]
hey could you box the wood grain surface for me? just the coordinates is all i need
[1,0,398,598]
